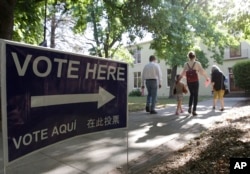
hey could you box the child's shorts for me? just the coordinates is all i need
[176,94,183,101]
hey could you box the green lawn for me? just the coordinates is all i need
[128,96,211,112]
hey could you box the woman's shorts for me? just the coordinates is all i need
[213,90,225,99]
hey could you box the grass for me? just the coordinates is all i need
[128,95,211,112]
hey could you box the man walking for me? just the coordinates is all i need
[142,55,162,114]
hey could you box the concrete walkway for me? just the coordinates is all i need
[0,97,248,174]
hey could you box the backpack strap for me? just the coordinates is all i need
[186,62,196,70]
[191,62,196,69]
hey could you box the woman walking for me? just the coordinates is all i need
[211,65,226,111]
[180,51,210,116]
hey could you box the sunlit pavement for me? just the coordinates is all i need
[0,97,248,174]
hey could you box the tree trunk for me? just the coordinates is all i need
[0,0,17,39]
[169,65,178,98]
[50,13,56,48]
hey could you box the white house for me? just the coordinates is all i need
[127,40,250,97]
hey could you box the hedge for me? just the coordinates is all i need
[232,60,250,92]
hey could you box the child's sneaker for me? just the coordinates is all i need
[180,109,184,113]
[175,111,179,115]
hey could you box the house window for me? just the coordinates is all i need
[230,44,241,57]
[229,67,241,91]
[133,72,142,88]
[133,49,141,64]
[167,69,172,87]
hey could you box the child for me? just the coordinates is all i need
[174,74,188,115]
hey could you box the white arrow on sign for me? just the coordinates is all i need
[31,87,115,109]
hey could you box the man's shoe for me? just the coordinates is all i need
[192,111,197,116]
[145,106,150,112]
[150,110,157,114]
[188,108,191,114]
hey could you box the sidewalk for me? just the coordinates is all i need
[0,97,248,174]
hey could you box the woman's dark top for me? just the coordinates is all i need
[211,69,225,90]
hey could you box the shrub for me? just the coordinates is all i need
[129,89,142,96]
[233,60,250,91]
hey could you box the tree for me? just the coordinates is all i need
[0,0,85,45]
[0,0,45,43]
[140,0,236,97]
[0,0,17,39]
[46,1,80,48]
[0,0,134,63]
[1,0,248,65]
[72,0,126,58]
[211,0,250,40]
